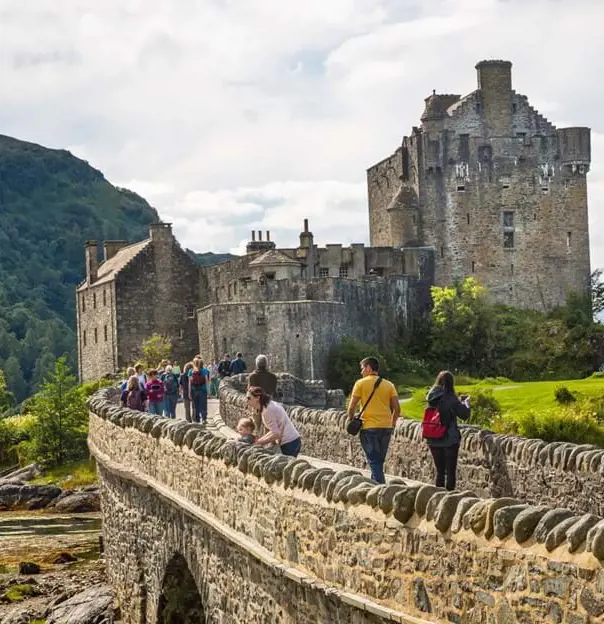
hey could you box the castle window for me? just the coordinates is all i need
[94,327,98,343]
[104,325,108,342]
[567,231,572,249]
[457,184,465,192]
[179,328,184,339]
[474,101,481,114]
[93,292,97,309]
[228,284,232,298]
[81,296,86,313]
[83,330,87,347]
[233,281,237,295]
[503,231,515,249]
[339,266,349,278]
[471,261,475,273]
[265,272,275,280]
[564,179,570,190]
[319,268,329,278]
[503,211,514,228]
[412,214,417,224]
[103,289,107,306]
[511,264,514,276]
[458,134,470,162]
[512,102,517,113]
[467,213,470,225]
[440,246,444,259]
[256,315,267,326]
[187,306,196,319]
[501,175,510,189]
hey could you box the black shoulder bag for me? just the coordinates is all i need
[346,377,383,436]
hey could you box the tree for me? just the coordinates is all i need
[28,356,88,466]
[4,355,28,403]
[0,369,15,415]
[592,269,604,320]
[141,333,173,370]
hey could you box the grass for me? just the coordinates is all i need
[399,375,604,421]
[3,583,36,602]
[31,458,97,489]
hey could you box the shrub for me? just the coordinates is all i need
[466,390,502,428]
[554,385,578,404]
[327,338,390,393]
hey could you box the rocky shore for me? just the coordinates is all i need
[0,465,116,624]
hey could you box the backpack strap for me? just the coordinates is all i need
[354,377,383,422]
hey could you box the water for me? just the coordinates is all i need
[0,514,101,538]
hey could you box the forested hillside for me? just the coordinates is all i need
[0,134,159,405]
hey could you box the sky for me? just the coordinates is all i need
[0,0,602,267]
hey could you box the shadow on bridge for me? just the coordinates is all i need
[157,553,205,623]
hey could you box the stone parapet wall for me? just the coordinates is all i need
[91,387,604,623]
[221,380,604,517]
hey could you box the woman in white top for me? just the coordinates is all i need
[246,386,302,457]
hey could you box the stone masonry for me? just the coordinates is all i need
[368,59,591,309]
[90,384,604,623]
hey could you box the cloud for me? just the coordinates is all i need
[0,0,602,273]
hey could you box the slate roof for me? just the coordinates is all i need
[77,239,150,291]
[249,249,301,266]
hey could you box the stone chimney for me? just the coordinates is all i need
[103,240,129,262]
[85,241,99,284]
[149,222,173,242]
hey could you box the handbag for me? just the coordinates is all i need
[346,377,383,436]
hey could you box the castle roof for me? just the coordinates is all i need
[77,239,150,291]
[249,249,301,267]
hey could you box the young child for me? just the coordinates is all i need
[145,369,165,416]
[236,417,257,444]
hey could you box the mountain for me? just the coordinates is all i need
[187,250,238,266]
[0,134,159,405]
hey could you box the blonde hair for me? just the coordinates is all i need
[193,356,203,369]
[127,375,139,392]
[237,417,255,432]
[183,361,194,373]
[126,366,136,377]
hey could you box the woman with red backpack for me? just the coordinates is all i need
[423,371,470,491]
[188,357,209,423]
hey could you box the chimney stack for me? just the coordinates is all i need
[85,241,99,284]
[251,230,256,242]
[258,230,263,241]
[304,218,309,233]
[149,222,173,242]
[103,240,129,262]
[266,231,271,242]
[475,60,513,136]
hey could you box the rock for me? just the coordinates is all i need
[450,497,480,533]
[586,520,604,560]
[425,491,448,522]
[581,588,604,617]
[0,463,41,484]
[484,498,522,539]
[18,561,40,575]
[545,516,581,552]
[53,552,78,564]
[567,514,600,553]
[512,506,550,543]
[463,500,489,534]
[434,491,475,533]
[533,508,575,543]
[392,486,421,524]
[0,483,62,511]
[415,485,442,517]
[493,505,528,539]
[378,485,406,515]
[47,584,115,624]
[51,491,100,513]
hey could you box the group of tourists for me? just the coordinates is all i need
[347,357,470,490]
[120,348,469,489]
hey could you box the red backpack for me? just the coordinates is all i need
[421,406,447,440]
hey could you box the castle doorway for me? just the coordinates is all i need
[157,553,205,623]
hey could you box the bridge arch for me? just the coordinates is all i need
[157,553,205,623]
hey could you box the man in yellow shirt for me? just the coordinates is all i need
[347,357,400,483]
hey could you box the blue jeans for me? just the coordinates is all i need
[360,428,392,484]
[163,395,178,418]
[280,437,301,457]
[191,391,208,423]
[148,401,163,416]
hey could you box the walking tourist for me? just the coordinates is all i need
[189,357,209,423]
[172,360,181,376]
[135,363,147,391]
[180,362,193,422]
[236,417,257,444]
[121,375,147,411]
[157,359,170,376]
[229,352,247,375]
[347,357,400,484]
[218,354,231,378]
[246,386,301,457]
[145,370,165,416]
[120,366,136,391]
[161,364,179,418]
[248,354,277,397]
[423,370,470,491]
[209,359,219,397]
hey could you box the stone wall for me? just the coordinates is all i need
[90,387,604,623]
[220,380,604,517]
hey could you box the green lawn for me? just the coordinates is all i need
[31,459,97,489]
[400,375,604,420]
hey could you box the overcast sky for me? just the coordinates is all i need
[0,0,602,268]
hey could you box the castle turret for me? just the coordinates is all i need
[476,59,513,137]
[85,241,98,284]
[558,127,591,172]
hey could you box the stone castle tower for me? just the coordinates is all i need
[367,60,591,309]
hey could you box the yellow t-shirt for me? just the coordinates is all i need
[351,375,398,429]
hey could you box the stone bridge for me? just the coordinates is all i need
[88,375,604,623]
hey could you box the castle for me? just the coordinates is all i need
[368,59,591,308]
[77,59,591,381]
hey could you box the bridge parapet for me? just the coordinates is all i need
[90,386,604,623]
[220,376,604,516]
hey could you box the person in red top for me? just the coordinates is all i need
[145,370,165,416]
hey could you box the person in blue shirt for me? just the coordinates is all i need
[229,352,247,376]
[188,357,209,423]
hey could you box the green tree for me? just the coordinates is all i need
[0,369,15,415]
[27,357,88,466]
[592,269,604,319]
[141,333,173,370]
[4,355,28,402]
